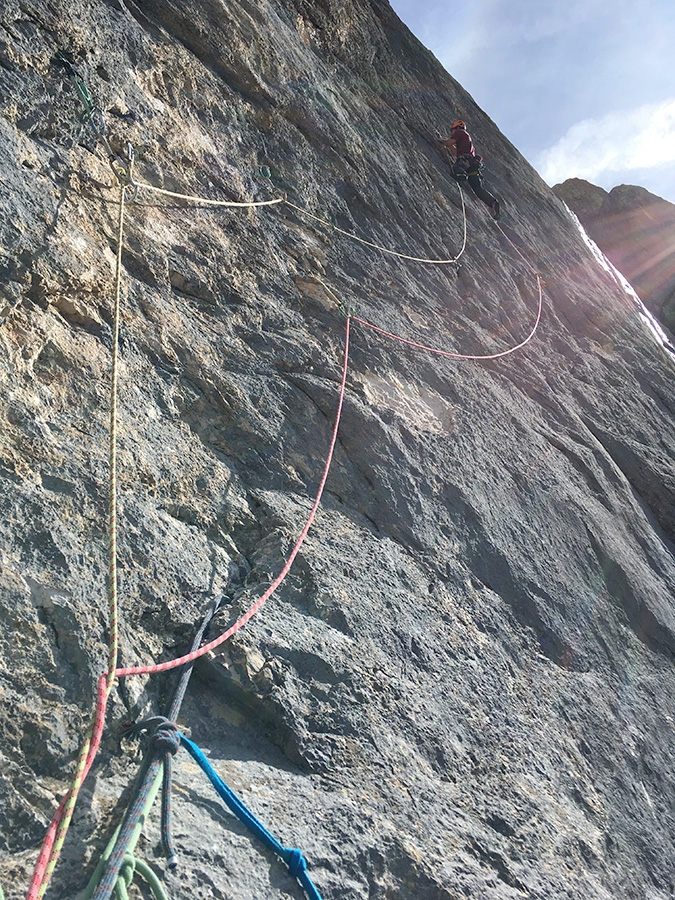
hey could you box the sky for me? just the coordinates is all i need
[388,0,675,205]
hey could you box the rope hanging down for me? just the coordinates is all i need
[283,224,541,361]
[180,734,324,900]
[26,181,127,900]
[26,171,542,899]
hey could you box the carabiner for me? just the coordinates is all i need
[90,106,107,137]
[109,142,138,200]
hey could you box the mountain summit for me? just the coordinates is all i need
[554,177,675,335]
[1,2,675,899]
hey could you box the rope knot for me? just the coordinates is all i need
[125,716,180,755]
[286,848,307,879]
[119,853,136,887]
[151,719,181,756]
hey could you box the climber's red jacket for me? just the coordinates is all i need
[443,127,474,158]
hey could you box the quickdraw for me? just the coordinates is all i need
[54,50,96,121]
[54,50,138,199]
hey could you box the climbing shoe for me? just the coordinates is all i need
[490,199,500,220]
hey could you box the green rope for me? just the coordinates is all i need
[114,855,169,900]
[81,771,162,899]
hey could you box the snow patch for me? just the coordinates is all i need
[565,204,674,353]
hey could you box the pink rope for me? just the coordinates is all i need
[115,316,351,678]
[352,215,543,361]
[26,675,110,899]
[25,319,350,897]
[352,216,544,359]
[353,274,542,360]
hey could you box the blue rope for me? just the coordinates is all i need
[179,734,324,900]
[92,597,222,900]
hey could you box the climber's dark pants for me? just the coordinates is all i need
[467,171,498,209]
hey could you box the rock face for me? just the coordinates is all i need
[554,177,675,336]
[1,2,675,899]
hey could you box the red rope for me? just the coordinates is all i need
[26,674,109,899]
[115,315,351,678]
[353,274,542,360]
[351,216,543,361]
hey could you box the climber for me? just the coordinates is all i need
[441,120,501,220]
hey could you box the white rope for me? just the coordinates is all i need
[136,181,284,208]
[283,183,467,265]
[136,175,467,267]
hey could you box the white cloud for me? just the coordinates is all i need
[535,98,675,186]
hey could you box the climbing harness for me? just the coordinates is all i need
[180,734,324,900]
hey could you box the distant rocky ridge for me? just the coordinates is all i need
[553,178,675,336]
[2,2,675,900]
